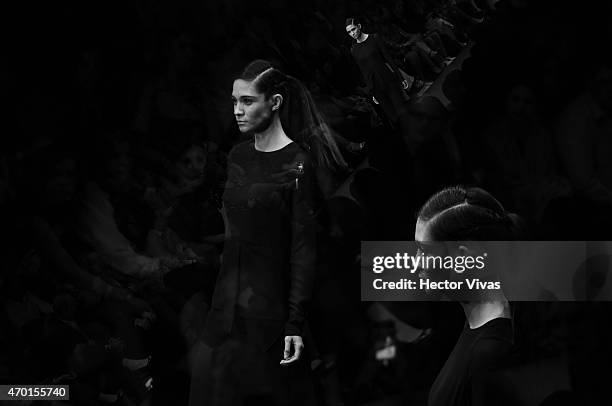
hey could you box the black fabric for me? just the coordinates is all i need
[350,34,407,122]
[428,317,513,406]
[203,140,317,350]
[209,316,316,406]
[351,34,397,92]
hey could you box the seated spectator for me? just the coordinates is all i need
[77,133,218,313]
[76,133,219,393]
[9,142,155,402]
[371,5,445,81]
[75,137,191,283]
[387,1,455,64]
[425,12,468,50]
[145,136,223,281]
[77,178,170,280]
[14,143,151,313]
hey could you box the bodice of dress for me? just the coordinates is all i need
[223,142,308,244]
[351,34,396,91]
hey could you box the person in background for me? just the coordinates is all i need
[345,17,413,128]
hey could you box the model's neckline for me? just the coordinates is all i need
[253,140,295,153]
[356,33,370,44]
[466,316,512,331]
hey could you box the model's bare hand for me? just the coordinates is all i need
[280,335,304,365]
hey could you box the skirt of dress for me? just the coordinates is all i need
[209,317,316,406]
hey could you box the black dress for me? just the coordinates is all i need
[428,318,513,406]
[351,33,407,123]
[203,140,317,405]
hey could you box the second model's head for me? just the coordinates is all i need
[414,186,525,298]
[232,60,288,134]
[415,186,523,245]
[345,18,362,41]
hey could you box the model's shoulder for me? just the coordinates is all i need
[230,139,253,152]
[286,141,307,154]
[228,139,253,159]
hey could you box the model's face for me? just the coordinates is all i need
[232,79,275,134]
[415,218,463,298]
[414,218,434,277]
[346,24,361,40]
[415,218,450,270]
[415,218,438,294]
[414,218,429,245]
[176,145,207,181]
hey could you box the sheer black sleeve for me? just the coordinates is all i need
[285,153,317,337]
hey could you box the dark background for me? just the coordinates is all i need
[1,0,612,405]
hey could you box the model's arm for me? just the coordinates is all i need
[285,153,317,338]
[281,153,317,365]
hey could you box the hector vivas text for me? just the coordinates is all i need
[371,251,501,291]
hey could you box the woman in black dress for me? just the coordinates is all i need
[190,60,346,406]
[414,186,520,406]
